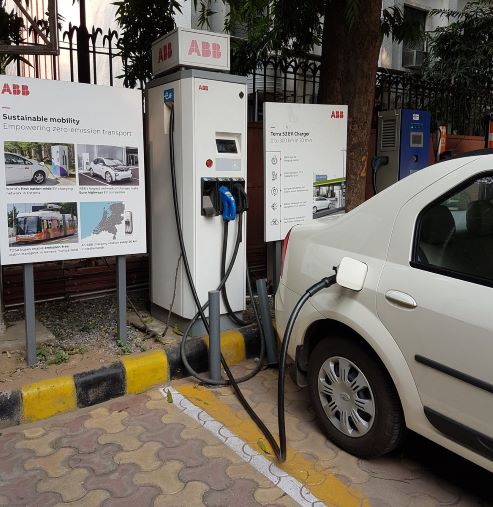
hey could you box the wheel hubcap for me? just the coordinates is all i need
[34,173,43,183]
[317,356,375,438]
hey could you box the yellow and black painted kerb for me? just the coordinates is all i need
[0,324,260,429]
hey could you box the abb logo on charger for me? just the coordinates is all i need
[188,40,222,59]
[1,83,30,96]
[152,28,230,76]
[157,42,172,63]
[331,110,344,119]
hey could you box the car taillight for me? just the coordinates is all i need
[280,227,293,277]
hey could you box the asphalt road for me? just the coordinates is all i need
[78,167,140,187]
[313,207,341,219]
[11,233,79,248]
[7,176,77,187]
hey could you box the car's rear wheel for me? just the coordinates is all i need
[89,168,94,177]
[32,171,46,184]
[313,206,317,214]
[308,336,405,458]
[105,171,113,183]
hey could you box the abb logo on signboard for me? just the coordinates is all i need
[188,40,222,59]
[157,42,173,63]
[1,83,30,96]
[331,110,344,119]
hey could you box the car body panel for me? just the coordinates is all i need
[89,158,132,182]
[4,152,47,184]
[377,157,493,438]
[275,155,493,472]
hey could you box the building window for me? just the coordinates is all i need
[402,6,427,69]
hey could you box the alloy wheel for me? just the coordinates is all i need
[317,355,375,438]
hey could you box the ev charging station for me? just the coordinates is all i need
[147,29,247,325]
[51,144,69,177]
[374,109,431,192]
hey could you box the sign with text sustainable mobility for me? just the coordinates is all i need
[264,102,348,242]
[0,76,146,265]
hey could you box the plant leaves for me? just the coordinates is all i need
[166,389,173,403]
[257,438,271,455]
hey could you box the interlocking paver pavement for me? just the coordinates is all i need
[0,379,296,506]
[183,365,492,507]
[0,363,491,506]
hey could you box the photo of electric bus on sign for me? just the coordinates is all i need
[8,202,78,247]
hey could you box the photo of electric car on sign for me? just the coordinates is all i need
[77,144,139,186]
[3,141,76,186]
[313,173,346,218]
[8,202,78,247]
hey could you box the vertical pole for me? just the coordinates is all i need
[117,255,127,343]
[271,240,282,293]
[23,263,36,367]
[256,278,278,366]
[77,0,90,83]
[0,266,6,335]
[208,290,221,382]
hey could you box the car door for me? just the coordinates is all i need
[6,154,31,183]
[377,167,493,460]
[93,158,103,177]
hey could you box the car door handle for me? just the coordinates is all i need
[385,290,417,309]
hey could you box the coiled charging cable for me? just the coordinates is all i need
[168,103,337,462]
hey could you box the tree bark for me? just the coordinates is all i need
[318,0,383,211]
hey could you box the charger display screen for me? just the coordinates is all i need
[216,139,238,154]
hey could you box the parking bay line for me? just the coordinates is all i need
[162,385,369,507]
[80,174,111,186]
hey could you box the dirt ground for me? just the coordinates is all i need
[0,290,173,391]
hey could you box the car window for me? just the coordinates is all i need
[6,154,26,165]
[413,174,493,284]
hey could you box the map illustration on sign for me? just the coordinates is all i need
[80,202,125,241]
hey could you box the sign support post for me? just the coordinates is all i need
[23,263,36,367]
[116,255,127,343]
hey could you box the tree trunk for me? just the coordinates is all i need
[318,0,383,211]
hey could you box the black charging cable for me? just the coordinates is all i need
[168,102,337,463]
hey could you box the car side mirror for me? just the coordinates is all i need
[336,257,368,291]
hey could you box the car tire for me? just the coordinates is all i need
[308,336,405,458]
[32,170,46,184]
[313,206,317,214]
[105,172,113,183]
[89,168,94,177]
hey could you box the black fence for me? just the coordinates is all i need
[9,24,493,136]
[12,22,124,88]
[248,54,493,136]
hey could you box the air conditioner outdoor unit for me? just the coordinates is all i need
[402,49,427,69]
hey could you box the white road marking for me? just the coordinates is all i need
[79,174,111,186]
[160,386,325,507]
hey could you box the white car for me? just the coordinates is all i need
[4,152,47,185]
[276,153,493,473]
[89,157,132,183]
[313,196,336,213]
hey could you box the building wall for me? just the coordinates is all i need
[379,0,468,71]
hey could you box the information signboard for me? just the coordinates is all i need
[264,102,347,242]
[0,76,146,265]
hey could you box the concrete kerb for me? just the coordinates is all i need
[0,324,260,429]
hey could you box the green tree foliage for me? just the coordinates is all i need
[114,0,182,88]
[0,0,26,73]
[60,202,77,216]
[424,1,493,90]
[7,205,18,228]
[196,0,421,75]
